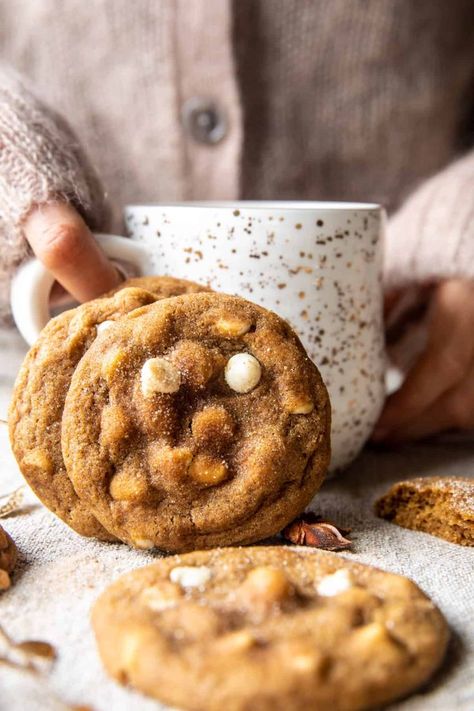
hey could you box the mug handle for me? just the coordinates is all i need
[11,233,150,346]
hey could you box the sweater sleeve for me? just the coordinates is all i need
[0,64,109,321]
[385,149,474,291]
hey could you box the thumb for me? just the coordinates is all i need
[23,202,122,302]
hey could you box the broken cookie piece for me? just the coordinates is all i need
[375,476,474,546]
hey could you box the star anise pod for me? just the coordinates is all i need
[282,512,352,551]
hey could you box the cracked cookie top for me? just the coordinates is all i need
[62,292,331,551]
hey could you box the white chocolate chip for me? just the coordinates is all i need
[292,654,319,673]
[141,585,181,612]
[101,348,127,382]
[142,595,178,612]
[317,569,354,596]
[225,353,261,393]
[217,630,256,653]
[141,357,181,396]
[216,317,252,338]
[289,400,314,415]
[96,319,114,335]
[132,538,155,550]
[169,565,212,589]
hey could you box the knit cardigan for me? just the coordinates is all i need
[0,0,473,321]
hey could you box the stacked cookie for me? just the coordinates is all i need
[9,277,331,551]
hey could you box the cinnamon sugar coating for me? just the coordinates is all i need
[62,292,331,551]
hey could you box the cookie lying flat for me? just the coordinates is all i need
[9,277,207,540]
[62,292,331,551]
[375,476,474,546]
[92,546,448,711]
[0,525,17,591]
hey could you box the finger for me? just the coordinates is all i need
[373,280,474,438]
[23,202,122,302]
[383,289,402,319]
[383,357,474,442]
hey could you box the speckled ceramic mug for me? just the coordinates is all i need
[11,201,386,470]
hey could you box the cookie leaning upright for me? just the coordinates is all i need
[91,546,449,711]
[8,277,209,540]
[62,292,331,551]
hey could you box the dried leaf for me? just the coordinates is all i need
[0,654,86,710]
[282,512,352,551]
[15,641,57,661]
[0,624,57,677]
[0,486,26,518]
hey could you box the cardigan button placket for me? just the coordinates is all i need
[175,0,241,199]
[181,97,227,145]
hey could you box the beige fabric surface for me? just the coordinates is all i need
[0,326,473,711]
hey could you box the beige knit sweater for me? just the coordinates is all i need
[0,0,473,321]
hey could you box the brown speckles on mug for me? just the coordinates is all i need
[124,203,385,470]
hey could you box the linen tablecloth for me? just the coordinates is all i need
[1,327,473,711]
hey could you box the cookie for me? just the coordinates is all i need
[375,476,474,546]
[0,525,17,591]
[92,546,448,711]
[9,276,208,540]
[106,274,209,298]
[62,292,331,551]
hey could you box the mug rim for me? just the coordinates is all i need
[125,200,382,212]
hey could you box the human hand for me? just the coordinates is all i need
[23,202,122,302]
[373,279,474,442]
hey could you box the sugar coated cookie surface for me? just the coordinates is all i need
[8,276,208,540]
[62,292,331,550]
[92,546,449,711]
[375,476,474,546]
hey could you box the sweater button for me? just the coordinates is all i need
[181,97,227,145]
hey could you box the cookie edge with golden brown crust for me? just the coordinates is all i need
[105,275,210,298]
